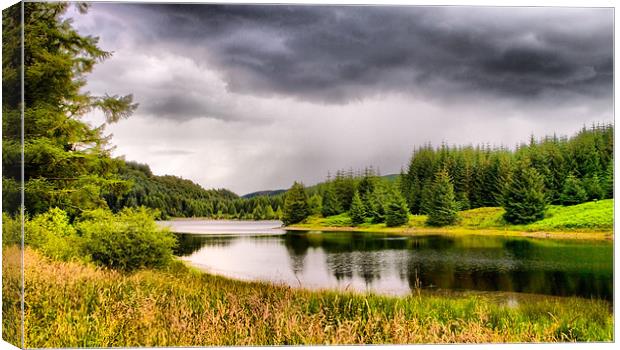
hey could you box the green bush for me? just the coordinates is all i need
[77,207,176,271]
[25,208,82,261]
[2,212,21,246]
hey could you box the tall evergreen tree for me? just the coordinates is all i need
[368,191,386,223]
[333,170,356,211]
[349,190,366,226]
[307,194,323,216]
[264,205,275,220]
[321,185,341,217]
[426,168,459,226]
[385,190,409,227]
[559,174,587,205]
[502,161,547,224]
[603,160,613,199]
[282,182,309,225]
[2,2,138,216]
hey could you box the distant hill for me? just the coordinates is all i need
[242,189,286,199]
[106,161,240,217]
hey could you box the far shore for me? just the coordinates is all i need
[285,224,613,241]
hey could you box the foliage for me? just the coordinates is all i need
[105,161,283,220]
[2,2,137,217]
[559,174,587,205]
[332,169,356,211]
[8,246,613,347]
[385,191,409,227]
[349,190,366,226]
[368,191,386,223]
[503,161,547,225]
[25,207,82,261]
[426,168,459,226]
[582,174,604,201]
[77,207,176,271]
[307,194,323,216]
[401,125,613,214]
[2,212,21,246]
[282,182,310,225]
[321,184,342,217]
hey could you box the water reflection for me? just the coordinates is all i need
[174,229,613,300]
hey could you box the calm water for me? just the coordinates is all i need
[163,220,613,300]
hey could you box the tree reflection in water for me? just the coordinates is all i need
[175,230,612,301]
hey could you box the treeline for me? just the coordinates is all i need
[401,124,613,214]
[105,161,284,220]
[281,124,613,227]
[282,169,410,227]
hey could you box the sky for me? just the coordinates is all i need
[70,3,613,195]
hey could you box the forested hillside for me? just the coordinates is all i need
[105,161,284,219]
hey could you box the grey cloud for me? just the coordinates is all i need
[91,4,613,105]
[152,149,195,156]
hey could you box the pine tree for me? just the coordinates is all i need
[426,168,459,226]
[502,161,547,224]
[264,205,275,220]
[252,204,264,220]
[419,179,434,214]
[583,174,604,201]
[275,206,284,220]
[2,3,138,216]
[603,160,613,199]
[282,182,309,225]
[385,190,409,227]
[321,185,341,217]
[333,170,356,211]
[368,191,386,223]
[349,190,366,226]
[308,194,323,216]
[559,174,587,205]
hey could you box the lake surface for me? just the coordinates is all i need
[163,220,613,301]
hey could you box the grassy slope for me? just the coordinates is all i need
[2,246,612,347]
[290,200,613,240]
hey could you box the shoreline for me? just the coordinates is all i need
[285,225,614,241]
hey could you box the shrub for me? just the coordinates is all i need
[77,207,176,271]
[2,212,21,246]
[25,208,82,261]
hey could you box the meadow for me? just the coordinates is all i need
[2,246,613,347]
[291,199,613,240]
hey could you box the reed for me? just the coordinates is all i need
[3,246,613,347]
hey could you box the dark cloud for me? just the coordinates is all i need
[93,4,613,105]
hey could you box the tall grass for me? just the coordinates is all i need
[4,246,612,347]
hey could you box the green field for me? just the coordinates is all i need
[2,246,613,347]
[290,200,613,239]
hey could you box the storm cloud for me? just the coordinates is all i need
[86,4,612,106]
[71,3,613,194]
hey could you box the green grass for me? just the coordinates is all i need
[294,200,613,237]
[3,246,613,347]
[523,200,613,231]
